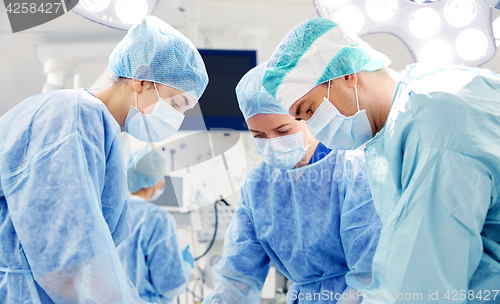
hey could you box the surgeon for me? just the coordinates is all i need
[202,63,382,304]
[0,16,207,303]
[262,17,500,303]
[117,149,194,304]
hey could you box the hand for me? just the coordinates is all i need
[182,245,194,267]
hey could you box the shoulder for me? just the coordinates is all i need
[404,66,500,151]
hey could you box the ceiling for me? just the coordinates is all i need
[0,0,499,116]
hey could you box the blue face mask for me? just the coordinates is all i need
[306,82,372,150]
[252,123,309,170]
[124,83,185,142]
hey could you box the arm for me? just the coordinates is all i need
[363,148,491,303]
[6,132,146,303]
[146,211,192,299]
[339,151,382,302]
[202,191,271,304]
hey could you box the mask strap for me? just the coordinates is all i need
[327,80,331,101]
[355,84,360,112]
[154,82,160,99]
[135,92,138,108]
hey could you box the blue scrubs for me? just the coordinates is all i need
[203,149,382,304]
[0,89,144,303]
[117,196,192,304]
[308,142,332,165]
[363,65,500,303]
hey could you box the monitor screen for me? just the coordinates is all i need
[180,49,257,131]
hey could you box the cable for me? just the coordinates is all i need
[194,197,229,261]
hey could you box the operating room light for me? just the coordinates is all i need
[313,0,498,66]
[333,5,365,34]
[366,0,398,22]
[420,40,453,65]
[455,28,488,60]
[409,8,442,39]
[444,0,477,27]
[73,0,160,30]
[80,0,111,12]
[115,0,149,24]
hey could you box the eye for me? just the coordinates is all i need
[277,129,290,135]
[306,107,312,115]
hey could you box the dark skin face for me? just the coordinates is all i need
[290,74,359,121]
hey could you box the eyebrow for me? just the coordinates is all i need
[295,100,306,118]
[272,123,290,131]
[249,129,264,134]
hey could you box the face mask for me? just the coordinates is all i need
[252,122,310,170]
[305,81,372,150]
[124,83,185,142]
[149,181,165,202]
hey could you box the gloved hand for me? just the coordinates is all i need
[182,245,194,267]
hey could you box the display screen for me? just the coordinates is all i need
[180,49,257,131]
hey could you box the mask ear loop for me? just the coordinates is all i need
[154,82,160,99]
[327,80,331,101]
[355,84,360,112]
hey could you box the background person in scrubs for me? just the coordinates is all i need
[262,17,500,304]
[202,63,382,304]
[117,149,194,304]
[0,16,207,303]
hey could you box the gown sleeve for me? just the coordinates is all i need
[202,186,271,304]
[5,130,148,303]
[363,147,492,303]
[339,150,383,293]
[146,211,192,299]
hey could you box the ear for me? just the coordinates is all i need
[131,79,144,93]
[131,80,155,93]
[344,73,358,88]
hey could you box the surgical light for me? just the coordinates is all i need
[73,0,160,30]
[115,0,149,24]
[456,28,489,60]
[444,0,477,27]
[409,8,442,39]
[313,0,499,67]
[366,0,398,22]
[80,0,112,12]
[333,5,365,34]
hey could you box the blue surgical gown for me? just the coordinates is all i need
[117,196,192,304]
[0,89,146,303]
[203,149,382,304]
[363,64,500,303]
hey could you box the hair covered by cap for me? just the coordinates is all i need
[126,149,166,193]
[108,16,209,101]
[236,63,289,121]
[262,17,391,112]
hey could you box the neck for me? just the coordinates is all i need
[132,187,153,202]
[89,84,133,131]
[360,69,401,135]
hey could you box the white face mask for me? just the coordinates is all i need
[124,83,185,142]
[149,181,165,202]
[252,122,310,170]
[305,80,373,150]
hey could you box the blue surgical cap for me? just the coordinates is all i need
[263,17,391,112]
[236,63,289,120]
[108,16,209,101]
[126,149,166,193]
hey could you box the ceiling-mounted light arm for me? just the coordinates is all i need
[483,0,500,10]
